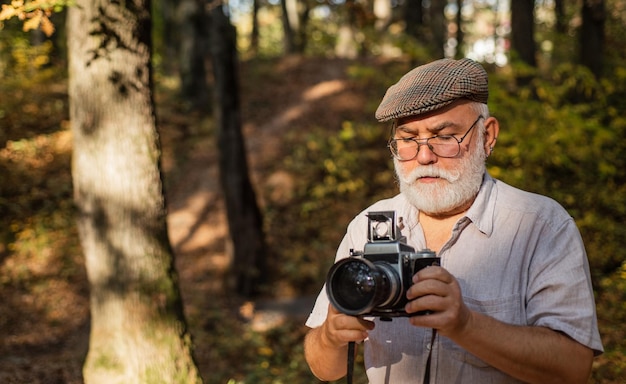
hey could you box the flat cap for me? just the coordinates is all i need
[375,58,488,122]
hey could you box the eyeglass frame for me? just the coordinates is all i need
[388,115,485,160]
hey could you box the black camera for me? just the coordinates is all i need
[326,211,440,320]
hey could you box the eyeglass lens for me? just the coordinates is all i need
[390,137,460,159]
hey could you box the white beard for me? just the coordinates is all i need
[394,138,487,216]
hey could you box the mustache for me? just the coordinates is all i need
[396,163,461,184]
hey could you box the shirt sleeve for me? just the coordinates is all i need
[525,217,604,355]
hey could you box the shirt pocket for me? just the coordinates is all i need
[441,294,522,368]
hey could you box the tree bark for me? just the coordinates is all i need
[209,4,267,297]
[67,1,202,383]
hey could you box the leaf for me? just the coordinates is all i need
[40,14,55,36]
[23,11,41,32]
[0,4,20,21]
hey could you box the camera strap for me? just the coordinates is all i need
[422,329,437,383]
[347,341,355,384]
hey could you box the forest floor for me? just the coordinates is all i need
[0,55,372,383]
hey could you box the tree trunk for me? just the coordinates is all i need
[209,4,267,298]
[178,0,210,110]
[158,0,180,75]
[373,0,391,30]
[280,0,296,53]
[510,0,537,67]
[67,1,202,383]
[580,0,605,77]
[280,0,309,54]
[250,0,260,53]
[404,0,423,39]
[554,0,567,34]
[454,0,464,58]
[429,0,446,58]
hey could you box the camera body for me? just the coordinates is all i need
[326,210,440,320]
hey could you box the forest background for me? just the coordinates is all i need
[0,0,625,383]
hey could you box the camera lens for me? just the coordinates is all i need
[326,258,401,316]
[373,221,390,238]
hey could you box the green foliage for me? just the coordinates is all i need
[484,62,626,382]
[0,33,59,86]
[291,122,385,213]
[265,119,398,294]
[196,303,368,384]
[254,14,284,58]
[305,17,339,56]
[0,0,73,36]
[200,308,311,383]
[593,262,626,381]
[488,63,626,283]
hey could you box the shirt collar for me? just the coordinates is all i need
[464,172,497,236]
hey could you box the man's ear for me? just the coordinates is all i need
[483,116,499,156]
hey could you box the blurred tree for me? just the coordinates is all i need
[250,0,261,53]
[280,0,311,53]
[66,1,203,382]
[453,0,464,59]
[209,2,267,297]
[580,0,605,77]
[155,0,180,75]
[336,0,373,58]
[429,0,446,58]
[178,0,210,110]
[510,0,537,67]
[554,0,567,33]
[404,0,424,38]
[373,0,391,30]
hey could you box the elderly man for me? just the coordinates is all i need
[304,58,603,383]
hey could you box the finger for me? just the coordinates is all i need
[405,293,447,315]
[336,329,371,344]
[408,310,440,328]
[334,314,375,332]
[322,322,370,349]
[357,317,376,330]
[412,265,452,283]
[406,277,449,300]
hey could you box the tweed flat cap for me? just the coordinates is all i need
[375,58,488,122]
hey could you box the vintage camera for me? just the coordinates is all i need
[326,211,440,320]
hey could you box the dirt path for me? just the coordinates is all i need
[166,56,360,328]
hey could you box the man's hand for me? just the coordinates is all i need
[320,304,375,349]
[403,266,593,383]
[404,265,471,337]
[304,304,375,381]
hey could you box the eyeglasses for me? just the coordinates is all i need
[388,115,484,160]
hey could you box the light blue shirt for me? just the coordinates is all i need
[306,173,603,383]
